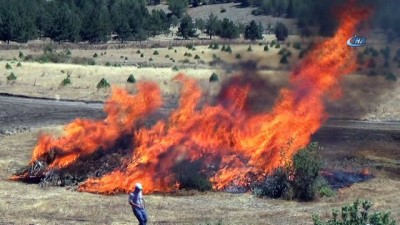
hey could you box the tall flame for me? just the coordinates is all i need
[13,2,370,194]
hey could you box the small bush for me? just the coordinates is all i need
[61,77,71,86]
[252,142,326,202]
[220,7,226,13]
[17,62,22,67]
[127,74,136,83]
[264,45,269,51]
[174,49,177,53]
[165,54,170,58]
[225,45,232,53]
[140,53,144,58]
[194,54,200,59]
[168,46,173,50]
[235,53,241,59]
[18,51,24,59]
[247,45,252,52]
[120,55,124,59]
[221,45,226,51]
[385,72,397,81]
[312,200,396,225]
[105,62,111,66]
[93,53,98,58]
[97,78,110,89]
[125,57,128,60]
[88,59,96,65]
[136,50,141,54]
[172,65,179,71]
[153,50,159,55]
[293,42,302,50]
[149,58,153,61]
[184,52,192,57]
[212,53,218,59]
[275,43,281,48]
[7,72,17,81]
[5,63,12,70]
[270,40,277,47]
[209,72,219,82]
[209,43,219,50]
[280,55,289,64]
[182,59,190,63]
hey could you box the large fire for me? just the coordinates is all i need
[12,2,370,194]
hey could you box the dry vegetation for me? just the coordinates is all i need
[0,128,399,225]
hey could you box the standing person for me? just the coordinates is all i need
[129,183,148,225]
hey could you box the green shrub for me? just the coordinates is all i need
[174,49,177,53]
[140,53,144,58]
[17,62,22,67]
[153,50,159,55]
[270,40,276,47]
[280,55,289,64]
[182,59,190,63]
[87,59,96,65]
[165,54,170,58]
[93,53,98,58]
[136,50,141,54]
[264,45,269,51]
[125,57,128,60]
[184,52,192,57]
[61,77,71,86]
[120,55,124,59]
[312,200,396,225]
[194,54,200,59]
[168,46,173,50]
[235,53,241,59]
[18,51,24,59]
[7,72,17,81]
[385,72,397,81]
[173,160,212,192]
[97,78,110,89]
[275,43,281,48]
[172,65,179,71]
[293,42,302,50]
[65,49,72,55]
[247,45,252,52]
[220,7,226,13]
[221,45,226,51]
[127,74,136,83]
[209,43,219,50]
[5,63,12,70]
[252,142,326,202]
[212,53,218,59]
[209,72,219,82]
[225,45,232,53]
[105,62,111,66]
[149,57,153,61]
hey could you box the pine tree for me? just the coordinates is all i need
[244,20,263,41]
[205,13,219,40]
[177,14,196,39]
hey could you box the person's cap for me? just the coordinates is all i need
[135,183,143,190]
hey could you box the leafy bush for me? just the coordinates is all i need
[275,43,281,48]
[225,45,232,53]
[125,57,128,60]
[5,63,12,70]
[235,53,241,59]
[293,42,302,50]
[140,53,144,58]
[209,72,219,82]
[127,74,136,83]
[7,72,17,81]
[280,55,289,64]
[18,51,24,59]
[61,77,71,86]
[17,62,22,67]
[184,52,192,57]
[264,45,269,51]
[194,54,200,59]
[97,78,110,89]
[165,54,170,58]
[247,45,252,52]
[93,53,98,58]
[385,72,397,81]
[172,65,179,71]
[252,142,327,201]
[136,50,141,54]
[312,200,396,225]
[153,50,159,55]
[173,160,212,192]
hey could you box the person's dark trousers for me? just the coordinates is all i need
[133,208,148,225]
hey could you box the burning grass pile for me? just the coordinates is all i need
[11,2,372,196]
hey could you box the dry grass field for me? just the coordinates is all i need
[0,127,399,225]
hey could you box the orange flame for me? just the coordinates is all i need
[13,2,370,194]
